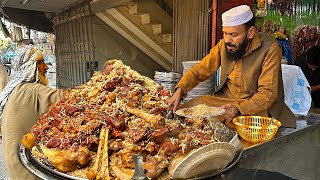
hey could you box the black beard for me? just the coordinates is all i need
[225,37,249,61]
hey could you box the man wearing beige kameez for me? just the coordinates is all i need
[0,45,64,180]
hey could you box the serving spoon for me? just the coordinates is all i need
[132,154,148,180]
[166,105,174,119]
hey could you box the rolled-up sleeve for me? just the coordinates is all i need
[175,42,222,98]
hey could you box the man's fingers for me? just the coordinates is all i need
[168,88,183,112]
[168,101,173,107]
[221,115,232,121]
[173,101,179,112]
[220,103,232,108]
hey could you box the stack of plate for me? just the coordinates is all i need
[182,61,216,101]
[154,71,183,93]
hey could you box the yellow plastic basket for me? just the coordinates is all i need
[232,116,281,143]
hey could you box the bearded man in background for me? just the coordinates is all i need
[168,5,295,128]
[36,54,49,86]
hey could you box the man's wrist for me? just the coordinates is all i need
[175,87,187,98]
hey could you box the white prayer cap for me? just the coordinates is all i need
[222,5,253,27]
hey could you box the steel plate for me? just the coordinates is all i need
[172,133,242,180]
[175,106,226,118]
[190,148,243,180]
[172,142,236,179]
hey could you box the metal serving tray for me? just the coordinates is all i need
[19,134,242,180]
[18,143,86,180]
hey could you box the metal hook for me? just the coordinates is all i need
[166,105,174,119]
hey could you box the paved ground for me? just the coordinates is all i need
[0,138,10,180]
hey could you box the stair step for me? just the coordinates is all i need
[145,24,162,35]
[161,34,172,43]
[114,5,173,54]
[133,13,150,25]
[127,2,137,15]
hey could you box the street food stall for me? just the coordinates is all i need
[18,60,320,180]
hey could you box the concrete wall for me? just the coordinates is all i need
[92,15,166,78]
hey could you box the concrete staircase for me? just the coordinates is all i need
[95,0,173,70]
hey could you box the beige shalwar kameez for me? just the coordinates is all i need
[1,83,64,180]
[0,63,9,92]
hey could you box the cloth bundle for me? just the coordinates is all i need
[282,64,311,115]
[11,26,23,42]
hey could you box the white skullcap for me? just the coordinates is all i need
[222,5,253,27]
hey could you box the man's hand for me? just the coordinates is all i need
[168,88,183,112]
[219,103,239,125]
